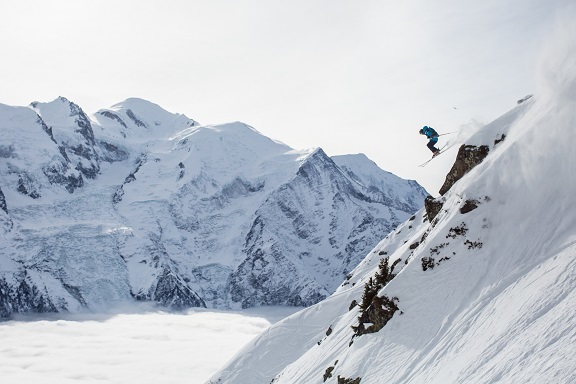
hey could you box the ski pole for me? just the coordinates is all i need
[438,131,457,137]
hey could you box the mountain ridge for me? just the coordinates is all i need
[0,97,428,318]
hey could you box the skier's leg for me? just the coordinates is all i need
[430,138,439,152]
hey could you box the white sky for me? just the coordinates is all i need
[0,0,569,193]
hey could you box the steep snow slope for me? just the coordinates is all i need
[208,31,576,384]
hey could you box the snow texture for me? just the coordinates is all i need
[208,22,576,384]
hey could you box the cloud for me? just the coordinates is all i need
[0,307,298,384]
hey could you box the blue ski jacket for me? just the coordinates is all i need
[421,126,438,139]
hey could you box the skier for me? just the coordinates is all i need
[419,126,440,157]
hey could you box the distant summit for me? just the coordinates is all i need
[93,97,198,140]
[0,97,428,318]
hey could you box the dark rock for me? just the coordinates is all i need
[349,299,358,311]
[17,174,41,199]
[324,366,335,382]
[0,187,12,233]
[338,377,361,384]
[98,141,130,162]
[0,188,7,214]
[353,294,398,336]
[424,196,444,222]
[446,223,468,238]
[42,163,84,193]
[460,199,480,214]
[439,145,489,195]
[36,115,57,144]
[421,257,435,271]
[98,110,128,128]
[144,268,206,310]
[352,261,400,339]
[494,134,506,146]
[0,277,59,320]
[465,240,483,249]
[126,109,146,127]
[517,94,533,104]
[68,100,96,146]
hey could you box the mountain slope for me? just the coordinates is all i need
[208,38,576,383]
[0,99,428,317]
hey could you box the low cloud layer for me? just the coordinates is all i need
[1,307,298,383]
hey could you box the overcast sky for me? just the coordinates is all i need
[0,0,570,192]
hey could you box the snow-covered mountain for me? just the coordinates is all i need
[208,41,576,384]
[0,97,428,318]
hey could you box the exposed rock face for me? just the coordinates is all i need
[338,376,361,384]
[439,145,489,195]
[424,195,444,222]
[0,188,7,214]
[353,294,399,337]
[32,97,101,180]
[460,199,480,214]
[0,277,59,318]
[0,188,12,234]
[228,149,401,308]
[144,268,206,309]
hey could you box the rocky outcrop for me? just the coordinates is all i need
[0,188,6,214]
[517,94,533,104]
[439,145,489,195]
[424,195,444,222]
[33,97,102,180]
[460,199,480,214]
[143,268,206,310]
[0,276,59,319]
[42,162,84,193]
[0,188,12,234]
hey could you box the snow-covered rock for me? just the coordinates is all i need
[0,98,427,318]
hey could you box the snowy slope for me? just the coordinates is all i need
[0,98,428,318]
[208,33,576,384]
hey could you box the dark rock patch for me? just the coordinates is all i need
[424,196,444,222]
[439,145,489,195]
[460,199,480,214]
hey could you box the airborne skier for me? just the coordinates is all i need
[419,126,440,157]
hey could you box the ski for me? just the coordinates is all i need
[418,143,455,167]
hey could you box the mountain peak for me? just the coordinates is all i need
[109,97,169,114]
[93,97,198,140]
